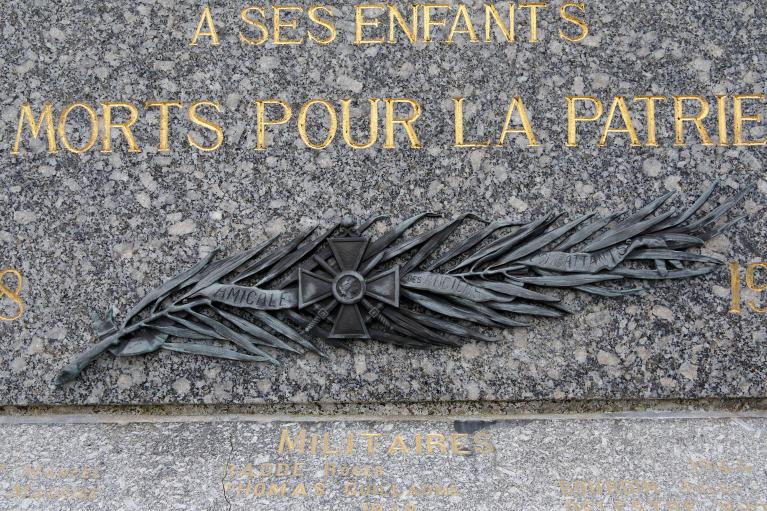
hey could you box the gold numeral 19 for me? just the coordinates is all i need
[730,261,767,314]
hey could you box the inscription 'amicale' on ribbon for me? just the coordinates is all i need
[197,284,298,310]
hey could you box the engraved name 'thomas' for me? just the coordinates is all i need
[198,284,298,310]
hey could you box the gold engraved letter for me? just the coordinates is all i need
[729,261,741,314]
[308,6,337,44]
[58,102,98,154]
[254,99,292,151]
[12,103,57,154]
[519,2,547,42]
[387,434,410,455]
[341,98,379,149]
[322,433,339,455]
[101,102,141,153]
[634,96,666,147]
[746,262,767,313]
[188,100,224,151]
[384,98,422,149]
[472,431,495,453]
[423,3,449,42]
[559,2,588,42]
[359,432,382,454]
[450,433,471,455]
[273,6,304,45]
[278,428,307,454]
[388,4,418,43]
[355,4,385,44]
[485,3,514,42]
[566,96,603,147]
[145,101,182,152]
[453,98,490,148]
[240,6,269,45]
[0,269,24,321]
[716,95,729,145]
[599,96,641,147]
[673,95,713,146]
[497,96,539,147]
[426,433,448,454]
[190,5,220,46]
[298,99,337,149]
[447,4,479,43]
[733,94,766,146]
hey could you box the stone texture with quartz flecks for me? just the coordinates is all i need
[1,413,766,510]
[0,0,766,405]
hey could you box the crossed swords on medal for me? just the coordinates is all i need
[297,235,399,339]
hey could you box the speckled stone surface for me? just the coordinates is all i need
[1,1,766,405]
[0,413,765,510]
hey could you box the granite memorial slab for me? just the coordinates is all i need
[2,1,767,510]
[1,413,767,510]
[1,0,766,409]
